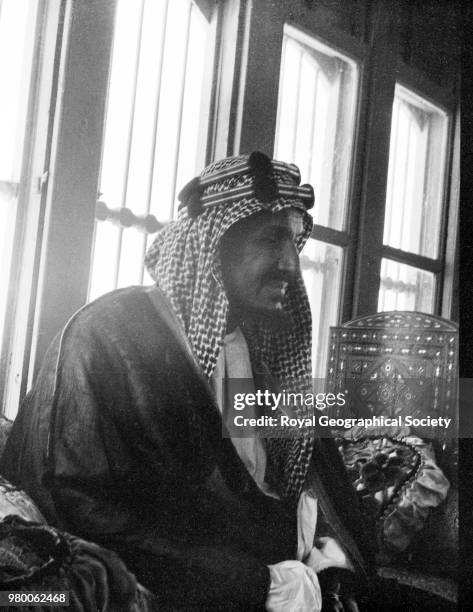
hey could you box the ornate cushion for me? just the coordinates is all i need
[0,417,46,525]
[0,476,46,525]
[336,426,450,561]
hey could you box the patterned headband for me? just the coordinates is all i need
[177,151,314,219]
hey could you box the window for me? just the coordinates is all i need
[275,24,360,377]
[0,0,40,352]
[0,0,61,417]
[88,0,213,300]
[0,1,459,417]
[378,84,449,313]
[378,259,435,312]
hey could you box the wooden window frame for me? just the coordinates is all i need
[26,0,118,384]
[351,9,458,322]
[1,0,66,417]
[30,0,220,381]
[227,1,459,327]
[2,0,459,415]
[224,1,370,328]
[378,61,457,317]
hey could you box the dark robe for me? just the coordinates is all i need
[1,286,371,609]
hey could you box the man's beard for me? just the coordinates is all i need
[229,294,294,331]
[225,268,299,332]
[246,306,292,330]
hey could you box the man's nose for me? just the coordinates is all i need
[276,241,299,276]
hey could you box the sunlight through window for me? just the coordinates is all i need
[275,24,359,377]
[89,0,211,300]
[0,0,39,349]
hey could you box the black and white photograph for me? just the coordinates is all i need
[0,0,461,610]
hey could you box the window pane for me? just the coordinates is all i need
[383,85,448,258]
[0,0,39,349]
[275,24,359,231]
[378,258,435,313]
[0,189,17,350]
[89,0,211,301]
[301,240,344,377]
[88,222,121,299]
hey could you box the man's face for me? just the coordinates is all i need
[220,209,303,319]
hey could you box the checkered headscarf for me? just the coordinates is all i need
[145,153,315,503]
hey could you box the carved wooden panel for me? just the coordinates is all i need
[326,312,458,446]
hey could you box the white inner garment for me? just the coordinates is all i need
[212,327,353,571]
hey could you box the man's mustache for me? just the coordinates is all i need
[261,269,297,286]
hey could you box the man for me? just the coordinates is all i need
[1,152,371,610]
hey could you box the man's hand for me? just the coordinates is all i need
[304,537,353,573]
[318,568,359,612]
[318,568,360,612]
[266,560,322,611]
